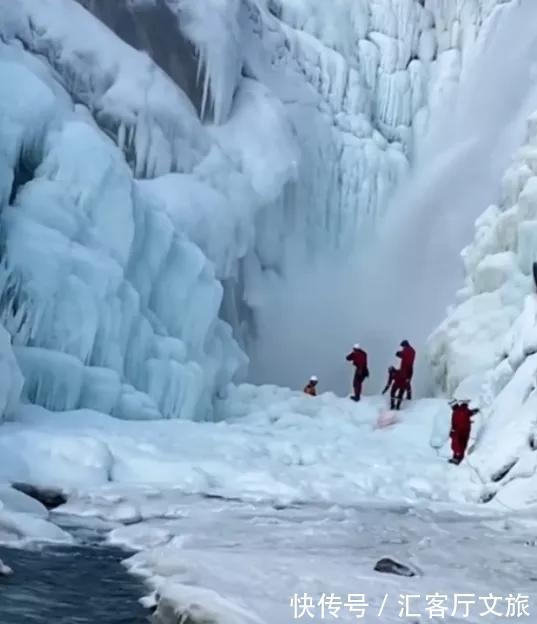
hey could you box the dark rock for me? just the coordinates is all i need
[11,483,67,510]
[374,557,416,577]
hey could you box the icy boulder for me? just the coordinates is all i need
[0,481,72,547]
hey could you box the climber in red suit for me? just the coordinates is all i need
[346,344,369,401]
[396,340,416,400]
[382,366,407,410]
[449,400,479,464]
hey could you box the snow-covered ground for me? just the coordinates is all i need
[119,496,536,624]
[0,388,481,509]
[0,389,535,622]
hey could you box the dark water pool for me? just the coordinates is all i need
[0,540,149,624]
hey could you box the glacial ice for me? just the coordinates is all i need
[429,109,537,508]
[0,0,514,414]
[0,1,252,421]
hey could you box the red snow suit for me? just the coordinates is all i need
[346,349,369,400]
[450,404,478,461]
[383,368,407,409]
[397,343,415,399]
[396,344,415,378]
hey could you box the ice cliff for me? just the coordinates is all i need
[429,112,537,508]
[0,0,511,419]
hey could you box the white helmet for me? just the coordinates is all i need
[310,375,318,383]
[353,343,360,350]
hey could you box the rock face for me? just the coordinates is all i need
[11,483,67,511]
[374,557,416,577]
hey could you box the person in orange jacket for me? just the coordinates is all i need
[449,399,479,464]
[303,376,318,396]
[382,366,407,410]
[346,344,369,401]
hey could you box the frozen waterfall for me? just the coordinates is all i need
[353,0,537,393]
[0,0,529,418]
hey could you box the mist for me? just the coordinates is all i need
[249,0,537,397]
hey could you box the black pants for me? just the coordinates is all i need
[353,371,365,400]
[390,385,404,410]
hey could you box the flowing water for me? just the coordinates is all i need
[0,538,149,624]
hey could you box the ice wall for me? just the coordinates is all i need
[428,114,537,507]
[347,0,537,393]
[0,324,23,422]
[245,0,513,391]
[0,0,260,420]
[0,0,517,418]
[429,113,537,397]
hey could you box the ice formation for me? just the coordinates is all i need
[2,2,537,619]
[429,112,537,508]
[0,0,516,417]
[344,0,537,392]
[0,0,255,421]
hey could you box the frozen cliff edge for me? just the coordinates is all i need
[429,112,537,508]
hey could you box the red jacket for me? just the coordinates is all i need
[397,345,415,377]
[383,368,406,392]
[451,404,478,431]
[346,349,368,375]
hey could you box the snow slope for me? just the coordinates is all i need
[0,389,481,509]
[0,386,474,551]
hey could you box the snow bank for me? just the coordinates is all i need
[0,390,482,510]
[151,582,265,624]
[0,482,73,547]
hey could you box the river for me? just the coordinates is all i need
[0,535,149,624]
